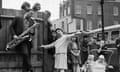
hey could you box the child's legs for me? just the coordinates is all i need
[60,69,65,72]
[73,64,80,72]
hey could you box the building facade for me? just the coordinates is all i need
[53,0,120,33]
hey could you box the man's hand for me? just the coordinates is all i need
[13,35,19,39]
[6,45,10,51]
[13,35,24,39]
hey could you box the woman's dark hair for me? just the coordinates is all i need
[21,2,30,10]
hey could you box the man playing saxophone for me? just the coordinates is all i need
[7,2,41,72]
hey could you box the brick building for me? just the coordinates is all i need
[52,0,85,33]
[53,0,120,33]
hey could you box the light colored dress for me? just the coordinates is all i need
[44,33,80,69]
[54,35,71,69]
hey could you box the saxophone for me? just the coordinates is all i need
[6,18,43,50]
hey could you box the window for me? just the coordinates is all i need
[87,5,92,14]
[76,19,81,30]
[66,19,68,24]
[80,19,83,31]
[64,9,66,16]
[54,24,56,29]
[67,23,69,32]
[62,21,64,30]
[113,6,119,16]
[98,19,102,28]
[87,20,92,31]
[62,9,64,17]
[89,21,92,30]
[68,6,70,15]
[98,6,101,15]
[66,7,68,16]
[113,20,119,25]
[76,19,84,30]
[75,5,81,14]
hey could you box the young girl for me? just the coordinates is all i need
[69,37,80,72]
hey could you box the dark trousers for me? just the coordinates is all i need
[81,51,88,65]
[118,50,120,70]
[15,40,32,71]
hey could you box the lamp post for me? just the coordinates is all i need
[100,0,105,40]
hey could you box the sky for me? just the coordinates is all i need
[2,0,63,20]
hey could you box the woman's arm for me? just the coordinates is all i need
[40,42,55,49]
[67,31,89,38]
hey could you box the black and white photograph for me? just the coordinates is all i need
[0,0,120,72]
